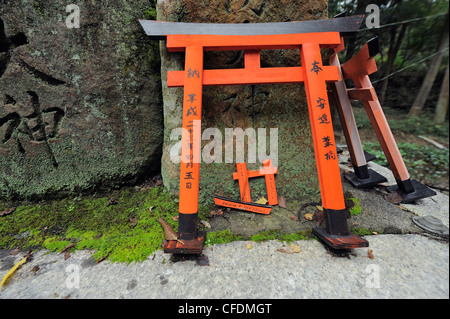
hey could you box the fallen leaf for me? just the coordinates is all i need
[277,196,288,209]
[23,250,33,260]
[255,197,268,205]
[368,249,375,260]
[316,206,323,211]
[159,217,178,240]
[1,254,31,288]
[372,232,379,235]
[96,255,108,263]
[304,213,314,221]
[276,248,293,254]
[290,244,301,253]
[31,265,39,275]
[289,215,298,221]
[0,208,15,217]
[60,243,76,254]
[266,215,272,218]
[130,218,137,228]
[107,198,118,206]
[155,180,163,187]
[384,192,403,204]
[314,210,325,226]
[200,220,211,229]
[171,215,179,221]
[64,251,71,260]
[10,248,20,256]
[245,242,252,250]
[158,217,184,245]
[209,209,223,218]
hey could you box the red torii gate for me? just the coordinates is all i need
[140,16,370,253]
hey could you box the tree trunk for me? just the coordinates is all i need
[433,60,449,125]
[379,24,407,106]
[409,13,449,117]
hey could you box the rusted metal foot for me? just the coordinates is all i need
[163,231,206,255]
[313,208,369,249]
[313,227,369,249]
[386,179,437,204]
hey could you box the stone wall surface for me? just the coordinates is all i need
[0,0,163,199]
[157,0,328,205]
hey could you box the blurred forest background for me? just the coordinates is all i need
[328,0,449,192]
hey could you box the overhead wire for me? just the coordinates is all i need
[355,11,449,83]
[372,47,449,84]
[359,12,448,32]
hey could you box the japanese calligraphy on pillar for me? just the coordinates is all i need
[309,60,337,162]
[181,63,202,195]
[183,97,200,190]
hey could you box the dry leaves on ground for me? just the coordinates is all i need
[209,209,223,218]
[60,243,76,254]
[200,220,211,229]
[159,217,178,241]
[277,244,301,254]
[384,192,403,204]
[255,197,268,205]
[0,208,15,217]
[277,196,288,209]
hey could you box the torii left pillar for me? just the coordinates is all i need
[163,45,206,254]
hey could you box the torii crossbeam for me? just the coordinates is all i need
[140,16,369,253]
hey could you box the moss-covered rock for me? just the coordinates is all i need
[0,0,163,200]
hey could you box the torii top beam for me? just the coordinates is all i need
[139,15,365,40]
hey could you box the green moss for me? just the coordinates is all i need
[205,229,244,246]
[205,228,314,246]
[350,228,381,236]
[0,186,191,264]
[349,197,362,216]
[344,191,362,216]
[250,229,313,243]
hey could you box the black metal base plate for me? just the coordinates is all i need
[386,180,437,204]
[163,232,206,255]
[345,169,387,188]
[313,227,369,249]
